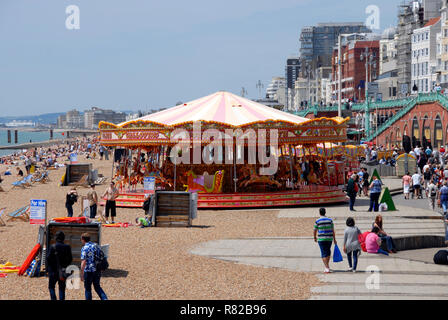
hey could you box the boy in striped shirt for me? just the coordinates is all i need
[314,207,337,273]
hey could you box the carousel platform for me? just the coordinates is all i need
[100,186,347,209]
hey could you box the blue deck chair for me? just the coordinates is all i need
[7,205,30,222]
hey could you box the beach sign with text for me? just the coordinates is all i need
[144,177,155,194]
[30,200,47,225]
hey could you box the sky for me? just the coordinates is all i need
[0,0,400,116]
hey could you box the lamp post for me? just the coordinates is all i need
[360,47,376,138]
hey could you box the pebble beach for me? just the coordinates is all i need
[0,147,320,300]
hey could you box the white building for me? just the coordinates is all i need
[266,77,286,100]
[411,17,441,93]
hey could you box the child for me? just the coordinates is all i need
[135,216,151,228]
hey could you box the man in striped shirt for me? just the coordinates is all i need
[314,207,337,273]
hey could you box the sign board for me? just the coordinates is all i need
[70,153,78,164]
[30,199,47,225]
[144,177,156,194]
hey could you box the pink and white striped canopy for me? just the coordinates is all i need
[119,91,308,127]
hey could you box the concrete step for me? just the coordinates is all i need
[311,284,448,295]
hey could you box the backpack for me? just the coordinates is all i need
[94,244,109,272]
[433,250,448,265]
[424,171,431,180]
[430,187,437,198]
[358,231,370,252]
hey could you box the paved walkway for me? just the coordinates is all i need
[190,200,448,299]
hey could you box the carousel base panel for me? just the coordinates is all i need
[100,186,347,209]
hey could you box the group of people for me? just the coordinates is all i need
[65,182,119,224]
[346,169,383,212]
[314,208,396,273]
[46,231,108,300]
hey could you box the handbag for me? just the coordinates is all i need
[333,244,343,263]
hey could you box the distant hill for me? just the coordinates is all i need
[0,112,64,125]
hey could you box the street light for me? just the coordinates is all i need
[360,46,376,138]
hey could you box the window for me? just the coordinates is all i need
[426,48,429,56]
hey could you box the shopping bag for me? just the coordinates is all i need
[333,244,343,263]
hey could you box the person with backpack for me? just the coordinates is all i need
[65,187,78,217]
[423,167,432,198]
[343,217,361,272]
[427,180,438,211]
[46,231,73,300]
[80,233,108,300]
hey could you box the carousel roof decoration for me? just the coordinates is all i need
[99,91,349,146]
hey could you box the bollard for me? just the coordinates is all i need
[7,130,11,143]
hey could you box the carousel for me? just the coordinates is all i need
[98,91,350,208]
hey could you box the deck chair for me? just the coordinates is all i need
[0,208,6,226]
[22,175,33,187]
[72,175,88,188]
[7,206,30,222]
[12,179,25,189]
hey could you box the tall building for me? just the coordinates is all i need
[375,27,399,101]
[411,17,441,92]
[285,57,301,110]
[299,22,371,70]
[84,107,126,129]
[438,0,448,87]
[396,1,427,96]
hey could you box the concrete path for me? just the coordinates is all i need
[190,199,448,300]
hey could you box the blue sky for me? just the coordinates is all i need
[0,0,399,116]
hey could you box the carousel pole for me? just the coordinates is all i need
[110,147,115,181]
[323,143,330,187]
[173,151,177,191]
[128,149,132,192]
[233,140,237,193]
[288,144,294,190]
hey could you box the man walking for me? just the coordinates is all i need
[314,208,337,274]
[412,170,423,199]
[87,184,98,219]
[80,233,108,300]
[46,231,72,300]
[102,182,119,223]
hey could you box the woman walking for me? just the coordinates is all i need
[343,217,362,272]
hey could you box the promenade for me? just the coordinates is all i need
[191,182,448,300]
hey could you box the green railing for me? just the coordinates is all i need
[290,92,448,141]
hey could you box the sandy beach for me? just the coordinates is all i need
[0,152,320,300]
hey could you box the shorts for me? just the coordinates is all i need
[414,184,421,190]
[105,200,116,217]
[318,241,332,258]
[403,185,410,194]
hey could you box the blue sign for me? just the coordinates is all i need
[30,199,47,225]
[144,177,155,191]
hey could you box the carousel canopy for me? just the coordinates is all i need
[99,91,349,147]
[118,91,309,127]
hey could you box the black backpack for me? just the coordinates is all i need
[95,245,109,272]
[142,198,151,211]
[433,250,448,265]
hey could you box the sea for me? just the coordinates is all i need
[0,129,64,157]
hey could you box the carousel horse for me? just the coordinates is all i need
[240,165,281,189]
[184,170,224,193]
